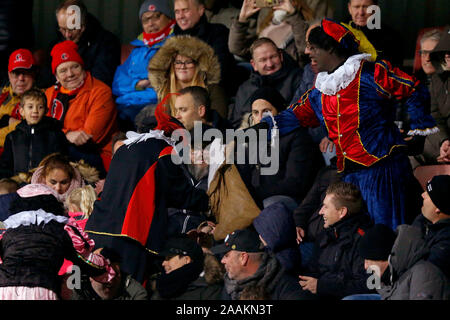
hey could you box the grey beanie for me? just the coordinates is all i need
[139,0,174,20]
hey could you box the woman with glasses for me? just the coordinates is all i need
[148,35,228,118]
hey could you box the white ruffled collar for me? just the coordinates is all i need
[315,53,372,96]
[3,209,68,229]
[123,130,176,148]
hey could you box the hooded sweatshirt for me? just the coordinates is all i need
[378,225,450,300]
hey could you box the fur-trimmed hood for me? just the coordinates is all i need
[148,35,221,95]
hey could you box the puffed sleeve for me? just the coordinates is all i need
[374,60,438,136]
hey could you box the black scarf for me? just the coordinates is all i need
[155,260,203,299]
[49,83,83,124]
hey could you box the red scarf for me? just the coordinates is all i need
[142,20,176,47]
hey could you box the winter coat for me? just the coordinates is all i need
[378,225,450,300]
[253,202,302,275]
[306,213,374,299]
[0,192,19,221]
[290,63,317,105]
[45,72,118,160]
[0,209,113,295]
[0,117,68,178]
[413,214,450,280]
[228,51,302,128]
[0,85,22,147]
[167,164,208,237]
[174,14,236,94]
[228,10,309,67]
[221,251,304,300]
[293,163,341,242]
[429,28,450,146]
[238,127,323,204]
[38,13,121,88]
[112,31,174,123]
[148,35,228,118]
[71,272,148,300]
[151,254,224,300]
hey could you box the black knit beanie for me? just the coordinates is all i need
[426,175,450,215]
[358,224,397,261]
[248,87,287,113]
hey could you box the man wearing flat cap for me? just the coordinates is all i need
[211,227,304,300]
[413,174,450,279]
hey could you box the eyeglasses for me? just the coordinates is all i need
[174,60,196,69]
[58,26,81,34]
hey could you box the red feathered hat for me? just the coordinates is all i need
[321,19,360,53]
[50,40,84,74]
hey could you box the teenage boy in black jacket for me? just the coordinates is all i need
[0,88,67,178]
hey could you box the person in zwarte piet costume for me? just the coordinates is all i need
[263,19,438,230]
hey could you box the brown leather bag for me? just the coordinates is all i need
[207,163,261,241]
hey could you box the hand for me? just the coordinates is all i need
[273,0,296,15]
[239,0,260,23]
[296,227,305,244]
[299,275,318,294]
[136,79,151,90]
[319,137,335,153]
[437,140,450,163]
[95,179,105,195]
[66,130,92,146]
[9,117,20,126]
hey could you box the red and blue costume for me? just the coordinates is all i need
[269,20,438,229]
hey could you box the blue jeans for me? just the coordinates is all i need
[342,294,381,300]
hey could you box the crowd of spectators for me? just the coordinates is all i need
[0,0,448,301]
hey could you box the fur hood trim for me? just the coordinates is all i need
[148,35,221,94]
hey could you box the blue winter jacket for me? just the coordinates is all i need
[112,33,173,122]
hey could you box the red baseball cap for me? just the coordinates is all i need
[8,49,35,72]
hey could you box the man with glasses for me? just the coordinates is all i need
[0,49,36,151]
[38,0,120,88]
[112,0,176,129]
[173,0,237,95]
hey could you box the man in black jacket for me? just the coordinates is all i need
[298,181,374,299]
[173,0,238,95]
[346,0,403,67]
[229,38,302,128]
[237,86,323,210]
[38,0,121,88]
[413,174,450,279]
